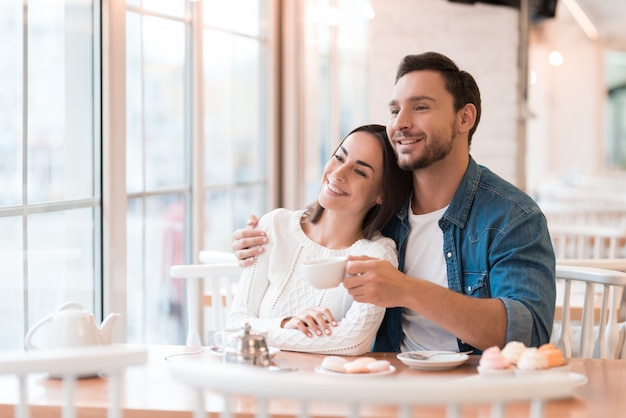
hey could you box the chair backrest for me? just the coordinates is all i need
[549,223,626,259]
[553,265,626,359]
[169,361,577,418]
[171,252,242,346]
[0,345,147,418]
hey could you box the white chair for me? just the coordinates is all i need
[553,265,626,359]
[170,251,242,346]
[549,224,626,260]
[169,360,577,418]
[0,345,147,418]
[556,258,626,272]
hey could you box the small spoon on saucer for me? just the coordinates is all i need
[407,350,473,360]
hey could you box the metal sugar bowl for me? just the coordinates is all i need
[223,323,271,367]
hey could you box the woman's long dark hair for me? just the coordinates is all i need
[303,124,412,239]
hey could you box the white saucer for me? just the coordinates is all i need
[206,345,281,359]
[314,365,396,377]
[397,351,470,371]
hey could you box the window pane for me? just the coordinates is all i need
[126,11,145,194]
[141,0,186,19]
[27,208,97,330]
[203,29,235,185]
[203,0,260,37]
[126,197,145,343]
[204,185,265,252]
[143,16,186,191]
[127,194,187,344]
[0,0,100,351]
[0,216,24,350]
[0,1,23,206]
[203,31,264,185]
[28,0,95,203]
[232,37,263,183]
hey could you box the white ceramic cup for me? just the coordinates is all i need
[213,327,268,347]
[301,256,348,289]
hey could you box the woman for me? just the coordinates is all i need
[226,124,411,355]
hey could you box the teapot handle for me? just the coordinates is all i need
[24,313,55,351]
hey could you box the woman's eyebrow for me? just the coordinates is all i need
[340,146,375,172]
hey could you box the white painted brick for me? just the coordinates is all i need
[368,0,523,186]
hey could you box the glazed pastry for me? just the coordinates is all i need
[366,359,391,373]
[320,356,348,373]
[477,346,514,375]
[344,356,377,373]
[501,341,526,365]
[538,343,565,367]
[517,347,549,370]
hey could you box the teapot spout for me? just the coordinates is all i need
[99,313,121,345]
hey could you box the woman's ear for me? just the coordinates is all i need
[375,197,383,206]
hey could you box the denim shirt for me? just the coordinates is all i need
[373,157,556,353]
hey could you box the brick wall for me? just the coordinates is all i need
[367,0,523,186]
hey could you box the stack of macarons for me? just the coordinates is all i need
[478,341,566,375]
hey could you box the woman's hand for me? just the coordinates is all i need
[231,215,267,267]
[281,307,338,338]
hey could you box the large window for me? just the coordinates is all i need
[124,0,275,344]
[0,0,370,349]
[295,0,372,206]
[0,0,101,350]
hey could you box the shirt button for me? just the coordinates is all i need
[446,252,452,258]
[467,286,472,292]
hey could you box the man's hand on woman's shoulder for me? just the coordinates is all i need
[232,215,267,267]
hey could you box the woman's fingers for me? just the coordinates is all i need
[287,308,338,337]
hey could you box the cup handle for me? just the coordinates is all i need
[213,331,225,347]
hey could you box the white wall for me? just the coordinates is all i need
[526,3,607,195]
[368,0,522,185]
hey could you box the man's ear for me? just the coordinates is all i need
[458,103,477,133]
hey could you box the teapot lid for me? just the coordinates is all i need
[237,323,263,342]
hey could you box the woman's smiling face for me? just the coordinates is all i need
[318,131,384,217]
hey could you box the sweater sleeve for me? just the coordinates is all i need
[264,236,398,356]
[226,211,281,332]
[227,211,399,356]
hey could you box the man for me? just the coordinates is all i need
[232,51,556,354]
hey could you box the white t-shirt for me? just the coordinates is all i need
[227,208,399,356]
[401,205,459,352]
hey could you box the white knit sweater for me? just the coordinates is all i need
[227,208,398,356]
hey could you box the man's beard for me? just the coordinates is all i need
[397,126,457,171]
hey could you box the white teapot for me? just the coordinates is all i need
[25,301,121,350]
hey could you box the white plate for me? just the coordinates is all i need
[315,365,396,377]
[514,370,587,387]
[206,345,281,359]
[397,351,470,371]
[515,363,572,375]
